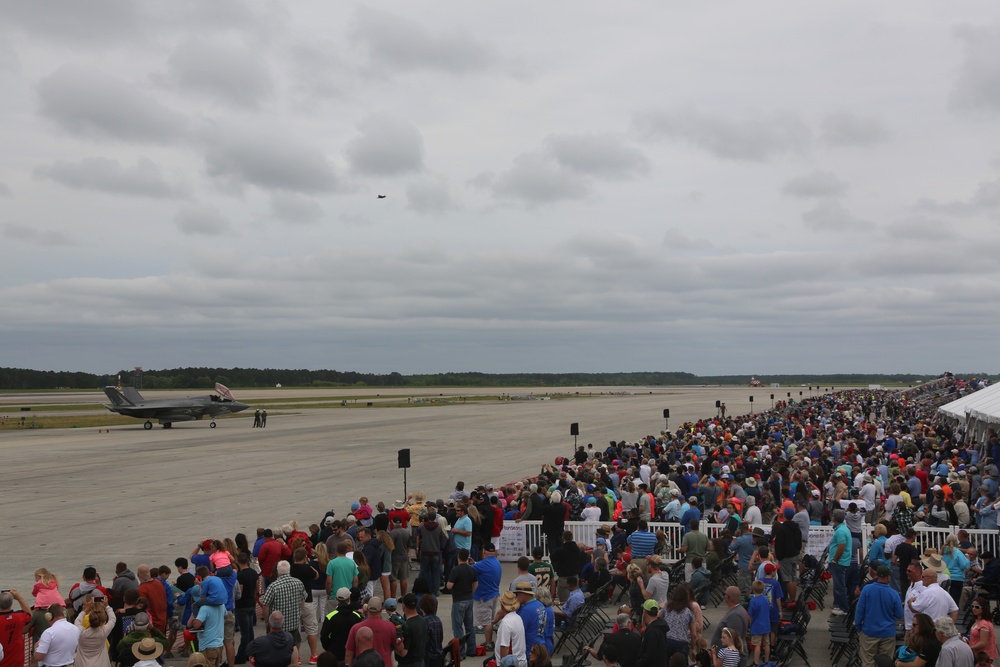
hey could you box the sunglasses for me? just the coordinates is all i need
[972,605,982,609]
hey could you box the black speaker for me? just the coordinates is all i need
[570,423,579,436]
[715,400,721,408]
[397,448,411,469]
[749,396,753,402]
[662,409,670,418]
[770,394,774,400]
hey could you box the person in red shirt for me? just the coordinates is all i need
[257,530,293,583]
[136,565,168,632]
[388,501,410,528]
[491,496,504,539]
[0,589,32,667]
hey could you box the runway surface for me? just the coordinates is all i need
[0,385,820,589]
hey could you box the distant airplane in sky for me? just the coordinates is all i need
[103,383,250,429]
[377,194,386,199]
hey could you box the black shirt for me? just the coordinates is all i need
[289,563,316,603]
[398,614,427,665]
[236,567,260,609]
[599,629,642,667]
[175,572,196,592]
[894,541,918,575]
[448,563,477,602]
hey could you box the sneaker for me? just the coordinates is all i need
[830,608,847,616]
[483,643,495,652]
[309,656,319,665]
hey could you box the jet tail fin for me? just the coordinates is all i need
[103,386,134,406]
[122,387,145,404]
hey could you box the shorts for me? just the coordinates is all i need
[391,560,409,582]
[779,557,798,583]
[290,628,302,648]
[473,598,497,626]
[752,633,770,651]
[302,599,318,635]
[202,646,224,667]
[224,610,235,643]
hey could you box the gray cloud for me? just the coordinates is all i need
[474,153,590,207]
[34,156,184,198]
[918,178,1000,216]
[202,127,342,193]
[161,37,273,108]
[347,115,424,176]
[175,204,233,236]
[884,216,952,242]
[37,66,188,143]
[782,170,848,198]
[950,24,1000,115]
[662,228,713,251]
[3,0,141,45]
[802,201,875,232]
[820,112,890,147]
[546,134,650,180]
[0,37,20,74]
[634,108,810,161]
[269,193,324,224]
[350,6,500,75]
[2,222,72,246]
[406,178,454,214]
[0,182,10,197]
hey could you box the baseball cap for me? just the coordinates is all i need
[367,597,384,611]
[500,657,520,667]
[783,508,795,519]
[764,563,777,575]
[876,564,891,578]
[383,598,397,610]
[336,587,351,601]
[642,599,660,613]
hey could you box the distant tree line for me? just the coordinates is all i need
[0,366,993,391]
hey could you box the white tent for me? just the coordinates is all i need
[938,382,1000,444]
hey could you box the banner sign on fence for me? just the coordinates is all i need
[497,523,526,561]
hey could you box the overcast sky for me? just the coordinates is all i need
[2,2,999,376]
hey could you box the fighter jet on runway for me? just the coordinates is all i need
[103,383,250,429]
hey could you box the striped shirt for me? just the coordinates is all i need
[627,530,657,557]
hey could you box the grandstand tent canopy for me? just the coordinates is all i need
[938,382,1000,444]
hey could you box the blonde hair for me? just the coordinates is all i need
[34,568,58,587]
[377,530,395,552]
[874,524,887,538]
[223,537,240,564]
[722,627,743,652]
[314,543,330,569]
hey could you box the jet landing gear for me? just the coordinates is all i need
[162,422,172,429]
[210,420,217,428]
[144,421,153,430]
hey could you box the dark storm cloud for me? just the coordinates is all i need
[269,192,324,224]
[802,200,875,232]
[782,170,849,198]
[918,178,1000,216]
[346,115,425,176]
[2,222,72,246]
[406,178,454,214]
[546,134,650,180]
[37,66,188,143]
[634,108,810,161]
[161,37,274,108]
[474,152,590,207]
[175,204,233,236]
[350,6,500,75]
[950,24,1000,115]
[820,112,890,147]
[34,157,184,198]
[202,127,342,193]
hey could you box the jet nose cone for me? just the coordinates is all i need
[232,401,250,413]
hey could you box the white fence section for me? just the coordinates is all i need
[494,520,1000,564]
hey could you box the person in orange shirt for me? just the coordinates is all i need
[136,565,167,632]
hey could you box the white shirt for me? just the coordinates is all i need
[36,618,80,667]
[910,582,958,622]
[903,581,925,629]
[581,506,601,521]
[496,611,527,667]
[639,465,651,485]
[744,505,762,525]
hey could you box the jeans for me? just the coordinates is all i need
[451,599,476,656]
[830,562,849,612]
[890,564,901,597]
[420,553,442,595]
[234,607,255,660]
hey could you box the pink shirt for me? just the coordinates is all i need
[210,551,232,569]
[31,581,64,608]
[971,619,998,661]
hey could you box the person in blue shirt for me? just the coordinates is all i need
[758,563,784,644]
[868,524,889,569]
[728,526,756,591]
[747,581,771,666]
[855,565,903,666]
[679,502,701,535]
[472,543,502,652]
